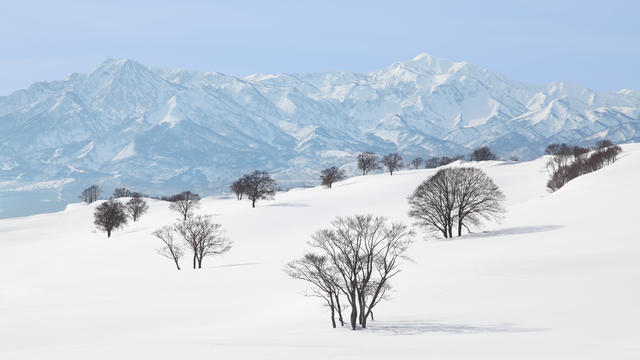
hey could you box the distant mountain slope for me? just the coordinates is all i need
[1,54,639,218]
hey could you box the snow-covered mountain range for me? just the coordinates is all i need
[1,53,639,218]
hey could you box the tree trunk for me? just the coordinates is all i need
[329,293,336,328]
[252,199,256,208]
[349,291,357,330]
[107,229,111,238]
[192,255,197,269]
[335,294,344,326]
[174,258,181,270]
[458,218,463,237]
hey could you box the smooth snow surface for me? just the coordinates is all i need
[1,144,639,359]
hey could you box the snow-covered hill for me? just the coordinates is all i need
[1,53,639,218]
[1,144,639,359]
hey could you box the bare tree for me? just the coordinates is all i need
[320,166,346,188]
[425,157,440,169]
[356,152,379,175]
[154,226,183,270]
[174,215,232,269]
[230,179,247,200]
[470,146,498,161]
[410,157,424,169]
[81,185,102,203]
[93,199,128,237]
[408,168,505,238]
[239,170,277,208]
[306,215,413,329]
[125,195,149,221]
[169,191,200,220]
[408,169,457,238]
[113,187,133,198]
[286,253,344,328]
[595,139,614,150]
[452,168,505,236]
[382,153,403,175]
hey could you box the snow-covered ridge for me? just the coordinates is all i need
[1,144,639,358]
[0,53,639,218]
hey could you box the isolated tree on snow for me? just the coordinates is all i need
[239,170,277,208]
[174,215,232,269]
[410,157,424,169]
[169,191,200,221]
[125,194,149,221]
[320,166,346,188]
[470,146,498,161]
[286,253,345,328]
[230,179,247,200]
[306,214,413,329]
[408,168,505,238]
[452,168,505,236]
[81,185,102,204]
[408,169,457,238]
[382,153,403,175]
[93,199,128,237]
[154,226,183,270]
[356,152,379,175]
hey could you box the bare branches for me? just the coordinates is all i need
[168,191,200,221]
[236,171,277,208]
[320,166,346,189]
[154,226,183,270]
[382,153,403,175]
[291,214,413,330]
[93,199,128,238]
[409,168,505,238]
[125,195,149,221]
[174,215,232,269]
[357,152,379,175]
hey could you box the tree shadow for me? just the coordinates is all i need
[466,225,564,239]
[367,320,545,335]
[213,262,262,268]
[266,202,310,208]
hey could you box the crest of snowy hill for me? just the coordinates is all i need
[1,54,639,218]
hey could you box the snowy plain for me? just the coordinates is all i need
[1,144,639,359]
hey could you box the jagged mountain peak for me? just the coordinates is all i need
[0,54,638,219]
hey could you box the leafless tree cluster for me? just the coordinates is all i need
[320,166,346,188]
[470,146,498,161]
[356,152,380,175]
[93,199,128,237]
[410,157,424,169]
[233,170,277,208]
[546,140,622,192]
[125,194,149,221]
[113,187,135,198]
[154,215,232,270]
[381,153,403,175]
[424,155,464,169]
[168,191,200,220]
[287,215,414,330]
[81,185,102,203]
[408,168,505,238]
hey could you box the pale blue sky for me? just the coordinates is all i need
[1,0,638,95]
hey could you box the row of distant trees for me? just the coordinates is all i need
[546,139,622,191]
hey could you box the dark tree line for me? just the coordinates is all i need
[408,168,505,238]
[287,215,414,330]
[546,140,621,192]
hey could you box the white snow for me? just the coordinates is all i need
[159,96,179,128]
[1,144,640,359]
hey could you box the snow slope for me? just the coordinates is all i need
[0,144,639,359]
[1,53,640,218]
